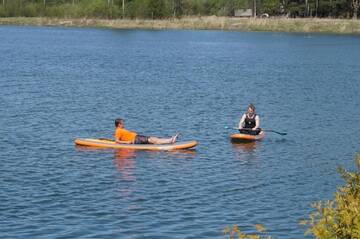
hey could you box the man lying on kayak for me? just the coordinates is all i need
[238,103,262,135]
[114,118,179,144]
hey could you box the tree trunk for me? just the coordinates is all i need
[253,0,257,18]
[173,0,182,18]
[353,0,359,19]
[173,0,175,17]
[122,0,125,18]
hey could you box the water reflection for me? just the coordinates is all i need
[232,141,258,152]
[126,149,197,161]
[76,145,196,182]
[232,141,261,163]
[114,149,137,181]
[113,149,196,179]
[163,149,197,158]
[75,146,138,181]
[75,145,109,152]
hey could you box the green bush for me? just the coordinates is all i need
[223,224,273,239]
[80,0,107,18]
[60,4,82,18]
[4,0,21,17]
[287,2,306,17]
[47,6,64,18]
[0,6,5,17]
[261,0,282,15]
[22,3,43,17]
[301,154,360,239]
[182,0,207,16]
[224,154,360,239]
[44,4,88,18]
[125,0,171,19]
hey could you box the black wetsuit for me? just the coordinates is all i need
[239,114,261,135]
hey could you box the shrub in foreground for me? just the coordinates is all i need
[224,154,360,239]
[301,154,360,238]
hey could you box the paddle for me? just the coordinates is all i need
[225,126,287,136]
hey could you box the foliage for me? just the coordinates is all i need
[0,6,5,17]
[0,0,357,19]
[301,154,360,239]
[224,154,360,239]
[223,224,273,239]
[261,0,282,16]
[21,3,42,17]
[146,0,169,19]
[182,0,207,15]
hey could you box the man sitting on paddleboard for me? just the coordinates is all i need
[238,104,262,135]
[114,118,179,144]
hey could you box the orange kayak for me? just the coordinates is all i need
[75,138,197,150]
[230,131,265,142]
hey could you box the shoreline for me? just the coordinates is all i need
[1,16,360,34]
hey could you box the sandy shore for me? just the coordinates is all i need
[1,16,360,34]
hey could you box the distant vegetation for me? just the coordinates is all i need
[224,154,360,239]
[0,0,359,19]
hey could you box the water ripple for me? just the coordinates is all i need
[1,26,359,239]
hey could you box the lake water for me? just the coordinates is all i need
[1,25,359,238]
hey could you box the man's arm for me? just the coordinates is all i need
[253,115,260,130]
[238,114,246,129]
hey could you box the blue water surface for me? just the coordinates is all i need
[0,26,359,238]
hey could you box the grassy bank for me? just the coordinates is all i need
[1,16,360,34]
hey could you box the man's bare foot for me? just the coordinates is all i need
[171,133,180,143]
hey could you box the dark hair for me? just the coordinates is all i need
[248,103,256,111]
[115,118,124,127]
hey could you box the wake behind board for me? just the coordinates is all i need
[75,138,197,150]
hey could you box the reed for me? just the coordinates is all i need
[1,16,360,34]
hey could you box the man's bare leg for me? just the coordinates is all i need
[148,133,180,144]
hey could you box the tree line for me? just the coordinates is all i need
[0,0,358,19]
